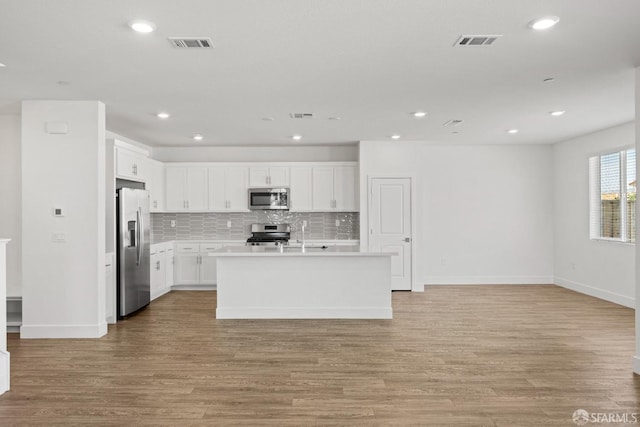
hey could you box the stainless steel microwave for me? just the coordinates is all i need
[248,188,289,210]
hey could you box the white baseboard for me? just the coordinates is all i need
[216,307,393,319]
[20,321,108,339]
[554,276,634,308]
[633,356,640,375]
[0,350,9,395]
[151,287,172,300]
[424,276,553,285]
[171,284,216,291]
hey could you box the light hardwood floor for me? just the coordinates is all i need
[1,285,639,426]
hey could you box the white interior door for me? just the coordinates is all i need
[369,178,412,290]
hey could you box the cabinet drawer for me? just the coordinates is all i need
[176,243,200,253]
[199,243,223,252]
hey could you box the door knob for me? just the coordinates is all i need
[404,237,411,242]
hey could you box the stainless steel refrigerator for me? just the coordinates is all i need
[116,188,150,318]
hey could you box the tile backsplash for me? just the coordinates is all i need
[151,211,359,243]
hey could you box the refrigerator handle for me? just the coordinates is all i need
[136,208,142,266]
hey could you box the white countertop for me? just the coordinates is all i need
[210,245,393,257]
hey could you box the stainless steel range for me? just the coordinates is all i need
[246,223,291,246]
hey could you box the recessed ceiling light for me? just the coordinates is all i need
[529,16,560,30]
[292,135,302,140]
[412,111,427,118]
[391,134,401,140]
[193,134,204,141]
[157,112,170,119]
[0,63,6,68]
[549,110,565,116]
[261,117,275,121]
[507,129,519,134]
[328,116,342,121]
[129,20,156,33]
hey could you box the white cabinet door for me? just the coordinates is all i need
[199,243,223,284]
[208,167,248,212]
[334,166,357,211]
[165,247,174,287]
[208,167,227,211]
[150,250,166,299]
[226,167,249,211]
[290,167,312,211]
[116,148,146,182]
[249,167,289,187]
[165,167,207,211]
[268,167,289,187]
[175,253,200,285]
[312,167,334,210]
[148,159,164,212]
[186,167,208,211]
[165,167,187,211]
[249,167,269,187]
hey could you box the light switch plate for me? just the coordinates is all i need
[52,233,66,242]
[227,220,232,228]
[170,220,176,228]
[335,219,340,227]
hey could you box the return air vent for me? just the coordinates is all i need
[290,113,314,119]
[168,37,214,48]
[454,35,502,47]
[443,119,464,127]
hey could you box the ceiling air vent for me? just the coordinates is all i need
[454,35,502,47]
[290,113,313,119]
[168,37,215,49]
[443,119,464,127]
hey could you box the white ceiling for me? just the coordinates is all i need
[0,0,639,147]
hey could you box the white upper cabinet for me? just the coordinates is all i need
[208,166,249,212]
[312,165,358,211]
[289,167,313,211]
[165,166,208,211]
[115,146,147,182]
[249,166,289,187]
[147,159,164,212]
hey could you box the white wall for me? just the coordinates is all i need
[21,101,106,338]
[554,122,635,307]
[360,141,554,286]
[0,115,22,297]
[153,145,357,162]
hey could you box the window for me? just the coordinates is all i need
[589,148,636,243]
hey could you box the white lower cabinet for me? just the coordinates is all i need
[174,243,224,286]
[150,243,172,300]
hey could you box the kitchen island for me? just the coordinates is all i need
[210,245,394,319]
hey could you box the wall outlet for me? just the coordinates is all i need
[302,220,307,227]
[170,220,176,228]
[227,220,232,228]
[335,219,340,227]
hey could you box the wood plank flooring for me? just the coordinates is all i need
[1,285,639,426]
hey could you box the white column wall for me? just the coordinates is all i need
[0,115,22,297]
[21,101,106,338]
[634,67,640,374]
[359,141,554,286]
[553,122,635,307]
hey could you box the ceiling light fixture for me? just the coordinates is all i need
[549,110,565,116]
[391,134,401,140]
[413,111,427,118]
[529,16,560,30]
[157,112,170,119]
[193,134,204,141]
[507,129,519,134]
[129,20,156,33]
[292,135,302,141]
